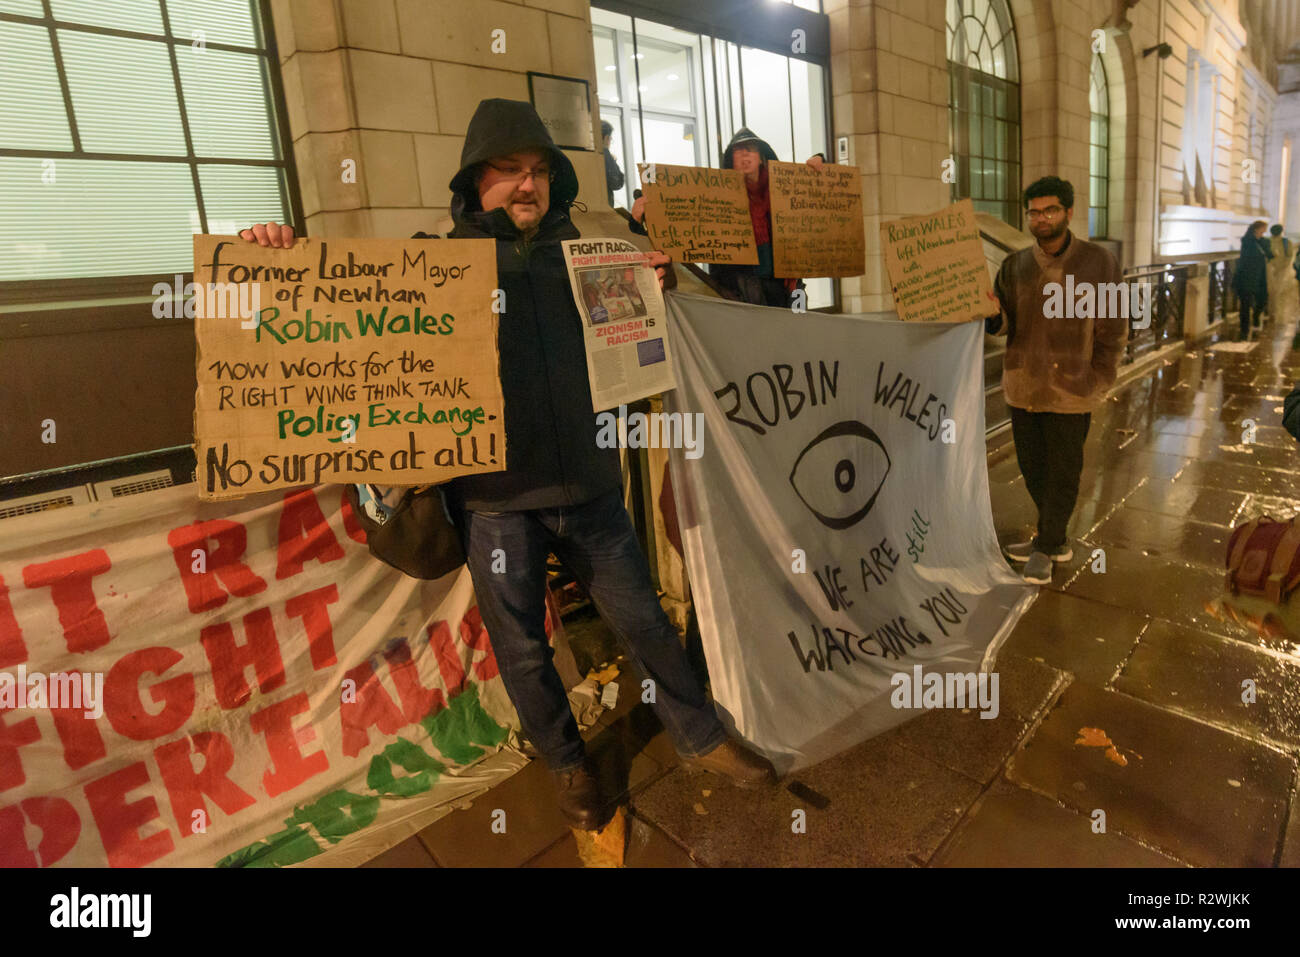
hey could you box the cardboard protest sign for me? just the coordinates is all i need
[637,163,758,265]
[769,160,865,278]
[193,236,504,501]
[663,291,1035,773]
[0,482,544,867]
[880,199,995,322]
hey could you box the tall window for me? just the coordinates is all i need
[946,0,1021,227]
[0,0,296,284]
[1089,53,1109,238]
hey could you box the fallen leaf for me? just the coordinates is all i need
[573,807,626,868]
[1075,726,1140,766]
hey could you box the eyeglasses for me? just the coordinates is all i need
[1026,205,1065,220]
[485,161,554,185]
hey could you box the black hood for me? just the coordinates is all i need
[448,98,580,219]
[722,127,778,169]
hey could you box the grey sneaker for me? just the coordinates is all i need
[1022,551,1053,585]
[1003,540,1072,563]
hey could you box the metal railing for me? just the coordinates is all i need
[1207,256,1240,328]
[1121,263,1189,362]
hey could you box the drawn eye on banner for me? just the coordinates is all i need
[789,421,891,530]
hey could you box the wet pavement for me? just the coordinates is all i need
[364,303,1300,868]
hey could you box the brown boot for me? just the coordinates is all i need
[681,739,777,788]
[552,762,614,831]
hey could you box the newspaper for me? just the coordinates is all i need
[563,237,676,410]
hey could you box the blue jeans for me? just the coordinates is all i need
[459,489,727,771]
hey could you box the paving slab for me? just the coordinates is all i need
[932,780,1186,867]
[1007,683,1294,867]
[1113,619,1300,753]
[1173,460,1300,498]
[359,834,439,868]
[631,736,981,867]
[1089,507,1229,570]
[417,756,571,868]
[585,705,672,804]
[999,589,1149,686]
[1120,479,1249,526]
[1060,542,1236,634]
[880,653,1068,785]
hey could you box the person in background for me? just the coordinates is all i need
[986,176,1127,586]
[1266,224,1292,317]
[631,128,825,308]
[1232,220,1272,340]
[602,120,624,208]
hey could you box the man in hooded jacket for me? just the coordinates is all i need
[239,99,775,831]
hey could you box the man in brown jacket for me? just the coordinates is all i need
[986,176,1128,585]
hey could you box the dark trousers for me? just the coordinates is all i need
[1009,407,1091,552]
[1239,293,1265,336]
[459,489,726,771]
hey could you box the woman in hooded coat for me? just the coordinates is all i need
[1232,220,1273,339]
[705,128,825,308]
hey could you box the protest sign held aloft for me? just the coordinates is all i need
[768,160,865,278]
[636,163,759,265]
[193,236,504,501]
[880,198,995,322]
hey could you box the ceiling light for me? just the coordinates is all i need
[604,65,616,71]
[667,73,679,80]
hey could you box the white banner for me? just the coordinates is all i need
[0,483,533,867]
[663,293,1036,774]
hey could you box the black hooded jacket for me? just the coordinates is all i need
[434,99,622,512]
[1232,228,1272,300]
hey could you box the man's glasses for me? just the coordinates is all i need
[485,162,554,185]
[1026,205,1065,220]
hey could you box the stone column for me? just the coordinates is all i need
[825,0,951,314]
[270,0,607,238]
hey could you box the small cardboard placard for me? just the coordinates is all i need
[769,160,865,278]
[880,199,994,322]
[637,162,759,264]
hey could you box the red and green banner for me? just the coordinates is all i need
[0,483,531,867]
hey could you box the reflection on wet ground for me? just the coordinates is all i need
[977,306,1300,867]
[367,307,1300,868]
